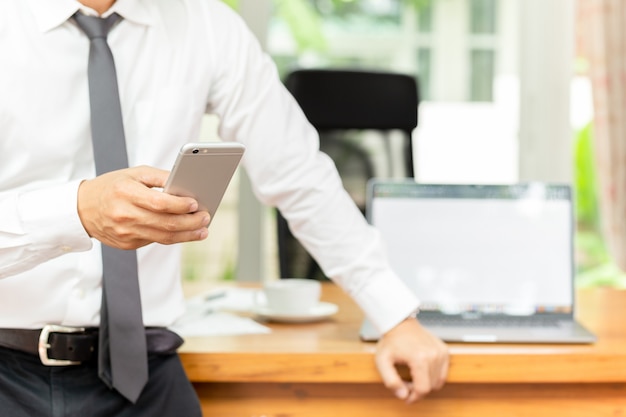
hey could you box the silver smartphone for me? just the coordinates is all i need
[163,142,245,223]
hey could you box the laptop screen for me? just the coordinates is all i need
[367,181,574,316]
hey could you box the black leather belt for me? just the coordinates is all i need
[0,325,184,366]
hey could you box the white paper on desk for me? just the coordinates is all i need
[170,311,270,337]
[170,287,270,337]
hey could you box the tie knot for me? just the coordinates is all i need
[74,12,121,40]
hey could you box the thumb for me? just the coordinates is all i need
[131,165,171,189]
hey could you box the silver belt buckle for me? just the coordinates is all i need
[38,324,86,366]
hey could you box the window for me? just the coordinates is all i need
[417,0,434,33]
[416,47,432,100]
[470,0,497,34]
[268,0,515,184]
[470,49,495,101]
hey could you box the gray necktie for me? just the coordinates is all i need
[74,12,148,404]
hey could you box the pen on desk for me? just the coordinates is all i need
[175,305,217,327]
[174,291,227,327]
[204,290,227,302]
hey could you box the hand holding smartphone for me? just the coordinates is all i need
[164,142,245,225]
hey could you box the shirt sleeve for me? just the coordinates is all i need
[204,3,420,335]
[0,180,93,279]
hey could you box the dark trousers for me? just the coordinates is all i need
[0,346,202,417]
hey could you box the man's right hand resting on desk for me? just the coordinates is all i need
[376,315,449,403]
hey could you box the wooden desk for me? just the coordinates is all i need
[179,283,626,416]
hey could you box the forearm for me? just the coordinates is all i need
[204,9,419,335]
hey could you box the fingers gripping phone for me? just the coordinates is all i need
[164,142,245,225]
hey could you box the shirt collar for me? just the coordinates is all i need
[24,0,154,33]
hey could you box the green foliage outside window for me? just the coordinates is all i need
[225,0,429,53]
[221,0,239,10]
[574,123,626,288]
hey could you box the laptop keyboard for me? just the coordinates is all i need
[417,315,561,328]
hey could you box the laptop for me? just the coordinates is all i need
[360,180,596,344]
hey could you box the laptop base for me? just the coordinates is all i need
[359,318,597,344]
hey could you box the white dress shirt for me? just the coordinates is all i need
[0,0,419,334]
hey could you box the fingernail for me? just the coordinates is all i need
[190,201,198,212]
[395,387,408,400]
[203,216,210,226]
[198,228,208,239]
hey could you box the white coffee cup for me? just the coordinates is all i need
[258,278,321,315]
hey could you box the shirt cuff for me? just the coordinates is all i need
[18,180,93,254]
[351,271,421,335]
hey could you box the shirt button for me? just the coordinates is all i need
[60,245,72,253]
[73,289,85,299]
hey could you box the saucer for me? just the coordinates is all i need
[254,302,339,323]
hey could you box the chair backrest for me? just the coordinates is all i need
[278,68,420,280]
[284,69,419,132]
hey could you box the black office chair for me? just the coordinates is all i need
[277,68,419,280]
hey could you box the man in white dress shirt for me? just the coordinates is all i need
[0,0,448,415]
